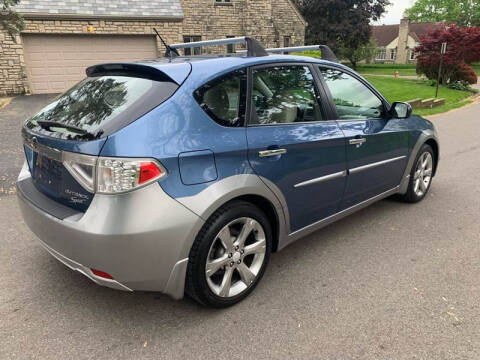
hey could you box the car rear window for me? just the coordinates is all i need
[25,75,178,139]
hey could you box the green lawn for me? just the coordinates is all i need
[364,75,474,116]
[355,64,418,77]
[472,63,480,76]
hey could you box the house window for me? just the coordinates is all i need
[215,0,231,3]
[375,49,386,60]
[284,36,291,48]
[390,48,397,60]
[183,35,201,56]
[226,35,235,54]
[409,50,415,61]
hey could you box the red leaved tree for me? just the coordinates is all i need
[415,24,480,84]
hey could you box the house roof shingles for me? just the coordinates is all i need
[371,24,399,47]
[15,0,183,18]
[370,21,445,47]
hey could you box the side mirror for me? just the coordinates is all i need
[390,102,412,119]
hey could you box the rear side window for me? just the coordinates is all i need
[250,65,323,125]
[25,75,178,138]
[194,69,247,127]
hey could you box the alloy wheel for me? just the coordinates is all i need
[413,151,433,197]
[205,217,266,298]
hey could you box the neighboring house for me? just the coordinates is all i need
[0,0,305,95]
[370,18,445,64]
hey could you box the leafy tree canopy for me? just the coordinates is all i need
[337,38,378,70]
[294,0,390,53]
[415,24,480,84]
[1,0,25,39]
[405,0,480,27]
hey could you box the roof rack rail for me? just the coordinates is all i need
[237,45,339,63]
[169,37,268,57]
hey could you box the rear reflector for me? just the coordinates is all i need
[91,269,114,280]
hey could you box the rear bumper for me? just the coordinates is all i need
[16,163,204,299]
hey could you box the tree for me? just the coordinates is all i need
[1,0,25,40]
[338,39,378,70]
[293,0,390,55]
[415,24,480,84]
[405,0,480,27]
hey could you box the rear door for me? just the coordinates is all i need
[246,63,347,233]
[317,66,409,209]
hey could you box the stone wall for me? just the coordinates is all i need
[0,18,182,95]
[0,26,25,96]
[0,0,305,95]
[396,18,409,64]
[178,0,305,52]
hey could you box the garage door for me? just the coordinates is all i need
[22,34,158,94]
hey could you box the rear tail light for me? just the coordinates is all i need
[96,157,166,194]
[63,153,167,195]
[63,152,97,192]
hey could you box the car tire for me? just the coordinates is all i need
[399,144,435,203]
[185,200,272,308]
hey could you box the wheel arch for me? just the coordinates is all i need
[398,130,439,195]
[424,138,439,176]
[174,174,288,257]
[224,194,280,253]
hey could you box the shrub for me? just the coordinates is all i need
[447,80,474,92]
[416,24,480,84]
[451,62,478,84]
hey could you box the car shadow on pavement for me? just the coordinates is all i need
[24,195,411,338]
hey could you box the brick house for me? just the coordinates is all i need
[0,0,305,95]
[370,18,445,64]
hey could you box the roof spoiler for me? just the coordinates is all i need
[236,44,339,62]
[86,63,177,83]
[170,36,268,57]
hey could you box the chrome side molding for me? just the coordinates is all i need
[349,156,406,174]
[294,170,347,188]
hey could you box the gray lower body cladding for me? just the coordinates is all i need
[17,164,204,299]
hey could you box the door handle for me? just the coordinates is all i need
[258,148,287,158]
[349,138,367,145]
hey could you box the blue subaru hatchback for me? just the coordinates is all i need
[17,37,439,307]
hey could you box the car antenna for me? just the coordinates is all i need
[153,28,179,59]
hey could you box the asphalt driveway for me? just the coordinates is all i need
[0,95,57,196]
[0,96,479,359]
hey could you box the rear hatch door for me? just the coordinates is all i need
[22,62,188,212]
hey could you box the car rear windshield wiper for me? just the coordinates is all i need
[36,120,102,140]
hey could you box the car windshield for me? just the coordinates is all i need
[25,75,176,138]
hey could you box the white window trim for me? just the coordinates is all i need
[390,48,397,61]
[375,49,386,60]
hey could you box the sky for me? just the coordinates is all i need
[373,0,417,25]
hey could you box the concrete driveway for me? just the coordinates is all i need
[0,96,479,359]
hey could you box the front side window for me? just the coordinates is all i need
[320,68,384,120]
[194,69,246,127]
[250,65,323,125]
